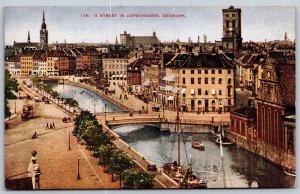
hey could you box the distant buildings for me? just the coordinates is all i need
[120,31,160,49]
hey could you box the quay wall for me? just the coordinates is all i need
[226,131,296,172]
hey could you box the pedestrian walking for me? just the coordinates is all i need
[49,123,52,129]
[46,123,49,130]
[52,122,55,128]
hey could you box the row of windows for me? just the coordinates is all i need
[183,77,232,85]
[104,59,128,63]
[106,64,127,69]
[182,69,231,75]
[225,13,236,17]
[128,79,139,84]
[128,72,140,76]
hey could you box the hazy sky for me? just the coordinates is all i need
[4,6,295,45]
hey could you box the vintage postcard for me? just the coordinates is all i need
[4,6,295,189]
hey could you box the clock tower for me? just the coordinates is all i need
[222,6,242,54]
[40,11,48,49]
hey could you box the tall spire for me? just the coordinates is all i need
[115,36,118,45]
[27,31,30,43]
[43,10,45,22]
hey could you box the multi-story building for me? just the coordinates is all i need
[102,50,133,82]
[233,52,263,92]
[127,58,142,93]
[164,51,234,113]
[229,50,295,171]
[46,50,69,76]
[33,50,47,76]
[141,53,161,101]
[20,50,35,77]
[6,54,21,77]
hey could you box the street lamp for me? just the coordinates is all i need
[77,155,80,179]
[14,100,17,114]
[68,131,71,150]
[104,104,108,123]
[91,99,98,116]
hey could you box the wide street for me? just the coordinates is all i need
[5,89,120,189]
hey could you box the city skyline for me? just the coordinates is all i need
[5,6,295,45]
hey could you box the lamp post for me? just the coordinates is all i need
[77,155,80,179]
[104,104,108,123]
[162,93,165,121]
[14,100,17,114]
[91,99,98,116]
[68,131,71,150]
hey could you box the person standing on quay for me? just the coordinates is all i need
[46,123,49,130]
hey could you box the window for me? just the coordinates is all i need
[205,89,209,95]
[219,90,222,95]
[232,21,236,27]
[205,70,208,74]
[211,78,215,84]
[212,100,215,106]
[227,69,231,74]
[191,70,194,74]
[198,78,201,84]
[211,70,215,74]
[191,78,194,84]
[228,78,232,85]
[226,21,229,27]
[218,78,222,84]
[182,70,185,74]
[226,14,229,17]
[198,88,201,95]
[228,99,231,105]
[182,77,186,84]
[232,14,235,17]
[205,78,208,84]
[198,70,201,74]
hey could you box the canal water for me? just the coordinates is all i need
[46,82,123,113]
[113,125,296,188]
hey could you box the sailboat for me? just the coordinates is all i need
[215,123,234,146]
[162,92,207,188]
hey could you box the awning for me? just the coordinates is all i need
[172,87,179,93]
[191,89,195,95]
[163,75,176,82]
[212,89,216,95]
[143,79,151,86]
[164,85,173,91]
[167,96,174,100]
[181,88,186,94]
[112,75,116,78]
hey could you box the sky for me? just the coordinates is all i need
[4,6,295,45]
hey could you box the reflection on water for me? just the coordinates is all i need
[114,125,296,188]
[47,82,122,113]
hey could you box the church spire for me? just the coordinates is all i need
[43,10,45,22]
[115,36,118,45]
[27,31,30,43]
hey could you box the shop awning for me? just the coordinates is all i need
[163,75,176,82]
[143,79,151,86]
[167,96,174,100]
[181,88,186,94]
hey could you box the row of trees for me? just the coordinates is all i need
[31,76,79,112]
[74,111,155,189]
[5,70,19,118]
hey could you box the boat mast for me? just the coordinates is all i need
[176,91,181,166]
[220,121,226,188]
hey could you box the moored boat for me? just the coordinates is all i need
[191,141,205,150]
